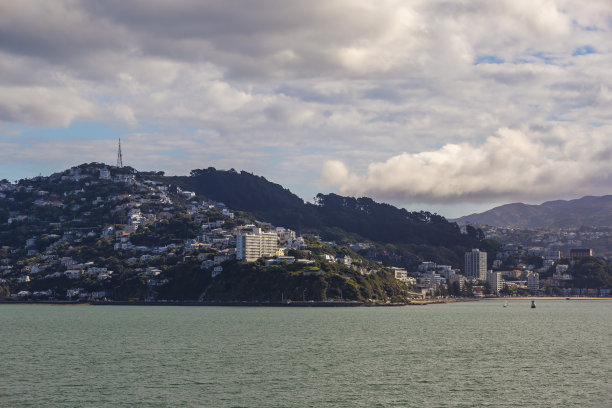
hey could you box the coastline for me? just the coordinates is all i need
[2,297,611,307]
[481,296,612,301]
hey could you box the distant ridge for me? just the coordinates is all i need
[453,195,612,228]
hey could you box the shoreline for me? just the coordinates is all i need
[1,297,611,307]
[481,296,612,301]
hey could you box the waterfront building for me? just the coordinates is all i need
[236,227,278,262]
[449,272,466,291]
[527,272,540,293]
[486,270,503,295]
[464,249,487,280]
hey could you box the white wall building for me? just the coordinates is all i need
[465,249,487,281]
[486,270,503,295]
[389,267,408,282]
[275,227,296,244]
[236,228,278,262]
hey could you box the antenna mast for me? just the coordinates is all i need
[117,138,123,168]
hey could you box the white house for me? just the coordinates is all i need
[337,255,352,266]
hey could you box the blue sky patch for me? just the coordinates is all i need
[474,55,504,65]
[573,45,596,56]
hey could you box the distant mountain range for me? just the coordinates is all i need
[453,195,612,228]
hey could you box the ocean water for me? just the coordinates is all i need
[1,300,610,407]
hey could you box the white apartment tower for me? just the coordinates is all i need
[465,249,487,280]
[236,228,278,262]
[486,270,503,295]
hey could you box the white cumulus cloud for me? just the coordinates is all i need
[323,124,612,204]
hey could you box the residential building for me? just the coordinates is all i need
[527,272,540,293]
[486,270,503,295]
[465,249,487,280]
[569,248,593,262]
[321,254,335,262]
[545,250,561,261]
[389,267,408,282]
[64,270,82,279]
[275,227,296,244]
[501,269,524,280]
[449,273,466,291]
[99,167,111,180]
[337,255,352,266]
[236,227,278,262]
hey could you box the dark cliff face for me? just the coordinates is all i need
[453,195,612,228]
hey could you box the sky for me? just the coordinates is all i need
[1,0,612,218]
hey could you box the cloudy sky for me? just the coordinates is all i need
[1,0,612,217]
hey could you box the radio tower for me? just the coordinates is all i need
[116,138,123,168]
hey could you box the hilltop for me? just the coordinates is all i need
[453,195,612,229]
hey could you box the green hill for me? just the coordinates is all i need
[164,167,487,267]
[0,163,490,302]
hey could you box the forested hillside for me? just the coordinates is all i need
[165,167,489,267]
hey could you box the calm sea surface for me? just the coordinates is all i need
[1,300,611,407]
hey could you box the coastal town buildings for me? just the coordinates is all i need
[2,162,612,302]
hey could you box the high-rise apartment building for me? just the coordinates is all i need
[464,249,487,280]
[236,228,278,262]
[486,270,503,295]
